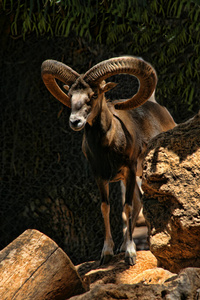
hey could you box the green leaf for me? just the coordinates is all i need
[188,86,194,104]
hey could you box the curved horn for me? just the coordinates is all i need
[41,60,80,108]
[83,56,157,110]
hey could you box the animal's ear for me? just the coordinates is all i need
[99,82,118,94]
[63,85,69,91]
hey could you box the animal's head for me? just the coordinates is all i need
[41,56,157,131]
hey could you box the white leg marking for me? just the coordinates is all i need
[125,239,137,259]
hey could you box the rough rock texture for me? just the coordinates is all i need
[71,252,200,300]
[2,229,200,299]
[0,229,87,300]
[77,251,175,287]
[72,251,174,300]
[142,112,200,273]
[70,283,165,300]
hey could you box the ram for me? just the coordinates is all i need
[41,56,176,265]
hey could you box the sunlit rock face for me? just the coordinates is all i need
[142,112,200,273]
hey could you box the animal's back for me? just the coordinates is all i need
[112,100,176,145]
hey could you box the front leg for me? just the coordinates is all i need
[123,169,142,265]
[96,179,114,265]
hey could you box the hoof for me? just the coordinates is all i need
[100,254,113,265]
[125,254,136,266]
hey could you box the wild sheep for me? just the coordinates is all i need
[41,56,176,265]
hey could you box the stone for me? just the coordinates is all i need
[77,251,167,286]
[72,252,200,300]
[142,112,200,273]
[74,251,176,297]
[69,283,165,300]
[0,229,87,299]
[163,267,200,299]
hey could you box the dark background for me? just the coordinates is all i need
[0,0,199,264]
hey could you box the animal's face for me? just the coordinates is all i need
[69,87,97,131]
[68,77,117,131]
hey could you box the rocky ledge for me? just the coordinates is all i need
[72,251,200,299]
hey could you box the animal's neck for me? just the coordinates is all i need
[86,96,117,145]
[88,96,114,133]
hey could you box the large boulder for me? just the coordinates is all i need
[72,253,200,300]
[142,111,200,273]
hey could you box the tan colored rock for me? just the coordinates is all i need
[116,251,175,285]
[0,229,87,299]
[73,251,175,299]
[70,283,165,300]
[76,251,175,288]
[73,260,200,300]
[127,267,175,285]
[142,112,200,273]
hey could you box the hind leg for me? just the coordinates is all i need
[121,171,142,265]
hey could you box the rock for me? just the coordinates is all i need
[142,112,200,273]
[163,267,200,299]
[0,229,88,299]
[69,283,165,300]
[72,252,200,299]
[116,251,175,285]
[3,230,200,299]
[76,251,176,286]
[127,267,175,285]
[73,251,176,299]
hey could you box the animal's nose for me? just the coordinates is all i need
[70,119,81,127]
[69,115,85,131]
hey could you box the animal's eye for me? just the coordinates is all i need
[76,100,83,110]
[87,92,98,102]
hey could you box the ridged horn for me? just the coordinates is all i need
[41,60,80,108]
[83,56,157,110]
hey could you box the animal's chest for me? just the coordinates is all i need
[83,132,128,182]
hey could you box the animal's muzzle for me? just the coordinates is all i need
[69,116,86,131]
